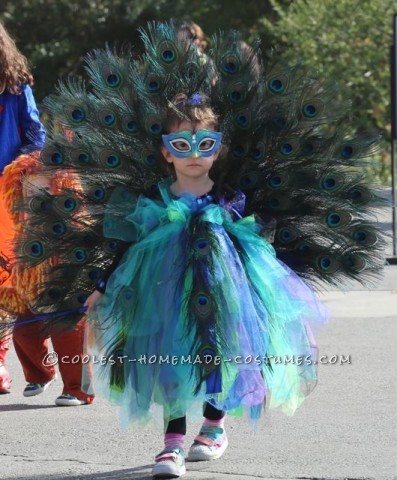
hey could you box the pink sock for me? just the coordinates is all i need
[164,433,185,449]
[203,417,225,428]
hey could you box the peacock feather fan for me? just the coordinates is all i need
[9,20,386,329]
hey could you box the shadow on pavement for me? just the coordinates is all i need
[3,465,154,480]
[0,403,56,412]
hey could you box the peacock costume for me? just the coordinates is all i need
[9,22,385,425]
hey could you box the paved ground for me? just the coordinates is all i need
[1,195,396,480]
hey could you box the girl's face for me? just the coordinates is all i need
[161,120,222,180]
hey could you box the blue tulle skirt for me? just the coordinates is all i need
[85,182,328,427]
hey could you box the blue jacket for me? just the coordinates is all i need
[0,84,46,174]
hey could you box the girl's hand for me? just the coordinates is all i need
[84,290,103,315]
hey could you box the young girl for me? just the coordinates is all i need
[84,94,327,478]
[0,21,45,393]
[11,22,382,480]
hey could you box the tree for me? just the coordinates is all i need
[3,0,388,180]
[1,0,284,100]
[0,0,156,99]
[156,0,276,36]
[260,0,395,182]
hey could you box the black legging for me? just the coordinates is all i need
[166,402,225,434]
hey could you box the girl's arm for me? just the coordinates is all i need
[84,290,103,315]
[84,242,130,314]
[17,85,46,153]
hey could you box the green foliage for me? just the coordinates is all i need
[0,0,157,99]
[156,0,276,36]
[0,0,276,100]
[261,0,395,183]
[0,0,392,183]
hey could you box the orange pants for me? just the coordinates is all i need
[13,318,94,403]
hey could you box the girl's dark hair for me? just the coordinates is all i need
[163,93,219,133]
[176,21,207,52]
[0,22,33,94]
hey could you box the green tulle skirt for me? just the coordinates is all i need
[85,181,328,427]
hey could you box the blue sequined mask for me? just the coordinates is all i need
[162,130,222,158]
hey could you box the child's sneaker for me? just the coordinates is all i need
[188,425,228,461]
[152,447,186,478]
[55,394,87,406]
[23,376,56,397]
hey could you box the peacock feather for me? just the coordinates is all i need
[4,21,385,331]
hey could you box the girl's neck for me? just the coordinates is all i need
[0,82,5,95]
[171,176,214,197]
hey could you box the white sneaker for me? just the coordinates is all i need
[55,394,87,406]
[152,447,186,478]
[188,426,228,461]
[23,376,56,397]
